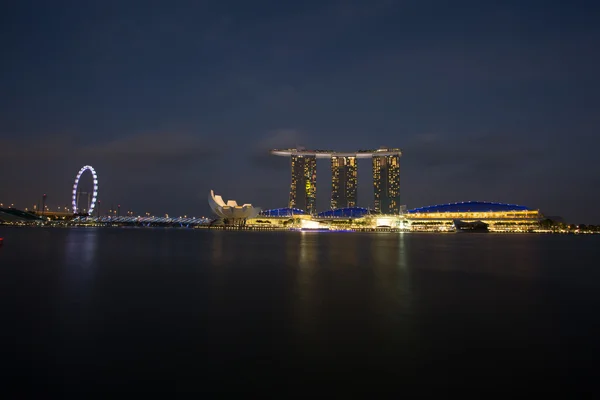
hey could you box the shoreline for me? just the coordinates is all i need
[1,222,598,235]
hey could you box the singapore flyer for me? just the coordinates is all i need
[72,165,98,215]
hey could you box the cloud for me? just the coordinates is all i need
[1,133,220,213]
[248,129,306,170]
[0,131,221,211]
[404,132,546,175]
[0,132,219,167]
[0,133,75,162]
[82,132,218,168]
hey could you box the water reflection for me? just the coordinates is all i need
[211,231,224,266]
[291,233,320,339]
[298,232,319,269]
[371,233,395,265]
[57,228,100,356]
[5,227,599,393]
[398,232,408,270]
[63,228,99,292]
[326,233,358,266]
[396,232,412,312]
[370,233,413,316]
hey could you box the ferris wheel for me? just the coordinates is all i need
[72,165,98,215]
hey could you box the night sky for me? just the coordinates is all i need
[1,0,599,223]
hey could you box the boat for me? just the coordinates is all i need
[453,220,489,232]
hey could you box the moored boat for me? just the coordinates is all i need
[453,220,489,232]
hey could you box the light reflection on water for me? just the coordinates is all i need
[298,231,316,269]
[396,232,412,312]
[62,228,99,294]
[2,227,600,395]
[368,233,414,328]
[64,228,98,268]
[211,230,224,266]
[292,232,320,337]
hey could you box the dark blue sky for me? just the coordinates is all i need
[1,0,599,222]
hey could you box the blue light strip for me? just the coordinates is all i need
[406,201,531,214]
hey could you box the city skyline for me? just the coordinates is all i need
[1,1,599,223]
[273,147,402,214]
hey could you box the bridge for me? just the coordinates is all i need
[4,165,212,226]
[73,215,212,227]
[1,207,213,227]
[32,210,73,218]
[0,207,43,223]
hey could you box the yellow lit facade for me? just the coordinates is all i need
[372,151,401,214]
[247,209,542,232]
[289,155,317,215]
[406,210,542,232]
[331,156,357,209]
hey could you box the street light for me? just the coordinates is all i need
[41,194,47,217]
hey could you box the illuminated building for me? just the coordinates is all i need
[248,208,314,228]
[208,190,261,225]
[372,148,401,214]
[270,148,402,214]
[289,155,317,215]
[316,207,371,218]
[247,201,544,232]
[331,156,357,209]
[259,207,307,217]
[405,201,543,232]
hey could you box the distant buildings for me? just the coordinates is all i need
[265,148,545,233]
[251,201,544,232]
[404,201,542,232]
[271,147,402,214]
[289,154,317,215]
[331,156,357,209]
[372,150,400,214]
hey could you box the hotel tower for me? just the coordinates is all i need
[271,147,402,214]
[289,154,317,215]
[331,155,358,209]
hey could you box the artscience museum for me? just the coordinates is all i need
[208,190,261,225]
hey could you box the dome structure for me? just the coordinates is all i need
[259,207,306,217]
[407,201,531,214]
[208,190,261,222]
[316,207,372,218]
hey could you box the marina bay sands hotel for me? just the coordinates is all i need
[270,147,402,215]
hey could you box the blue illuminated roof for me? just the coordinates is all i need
[316,207,372,218]
[407,201,532,214]
[259,207,306,217]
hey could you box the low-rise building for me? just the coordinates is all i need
[405,201,542,232]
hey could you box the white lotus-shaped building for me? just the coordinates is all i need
[208,190,261,223]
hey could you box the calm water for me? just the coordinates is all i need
[1,227,599,395]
